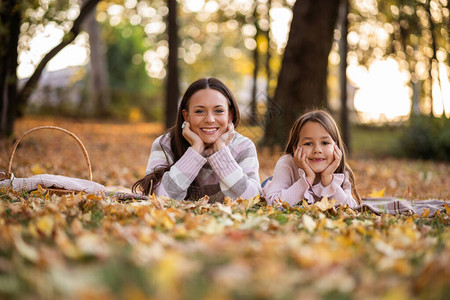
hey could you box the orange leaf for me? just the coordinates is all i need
[445,203,450,216]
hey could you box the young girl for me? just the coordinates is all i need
[132,78,261,202]
[263,109,361,208]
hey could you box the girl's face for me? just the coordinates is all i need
[182,89,233,146]
[298,121,336,174]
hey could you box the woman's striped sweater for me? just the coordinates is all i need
[145,132,261,202]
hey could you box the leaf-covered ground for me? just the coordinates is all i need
[0,117,449,300]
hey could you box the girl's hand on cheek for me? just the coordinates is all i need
[321,145,342,186]
[293,146,315,187]
[293,146,302,169]
[213,122,235,152]
[182,121,205,153]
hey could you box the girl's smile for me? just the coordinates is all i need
[298,121,336,174]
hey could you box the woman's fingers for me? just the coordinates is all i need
[182,122,204,152]
[224,123,235,143]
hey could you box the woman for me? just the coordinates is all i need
[132,78,261,202]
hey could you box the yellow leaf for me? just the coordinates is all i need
[356,225,366,235]
[302,200,309,208]
[162,214,175,230]
[273,197,284,206]
[196,195,210,207]
[87,194,102,201]
[421,208,430,217]
[302,214,316,232]
[151,194,165,210]
[55,229,81,259]
[383,286,410,300]
[223,197,234,206]
[36,215,54,238]
[153,251,181,291]
[37,184,47,195]
[31,163,44,175]
[314,197,335,211]
[368,187,386,198]
[247,194,260,208]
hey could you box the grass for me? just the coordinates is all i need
[350,124,402,158]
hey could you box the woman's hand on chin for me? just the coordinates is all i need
[212,123,235,152]
[182,121,205,153]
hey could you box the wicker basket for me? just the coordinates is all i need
[1,126,93,195]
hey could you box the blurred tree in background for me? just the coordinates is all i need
[263,0,341,147]
[0,0,99,137]
[102,21,163,120]
[347,0,449,118]
[1,0,449,159]
[84,0,111,117]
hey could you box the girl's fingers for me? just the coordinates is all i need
[333,145,341,161]
[302,151,308,163]
[335,145,342,156]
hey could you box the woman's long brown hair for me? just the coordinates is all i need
[132,78,241,199]
[284,109,362,204]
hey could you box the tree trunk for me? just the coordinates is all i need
[425,0,440,116]
[263,0,340,147]
[0,0,21,138]
[84,0,111,116]
[165,0,179,129]
[250,3,260,126]
[265,0,272,100]
[339,0,350,153]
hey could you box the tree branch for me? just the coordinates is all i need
[18,0,100,105]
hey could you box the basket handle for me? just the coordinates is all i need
[6,126,93,181]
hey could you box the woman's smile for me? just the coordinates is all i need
[182,89,232,145]
[201,127,220,134]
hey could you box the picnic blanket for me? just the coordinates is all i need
[0,175,149,201]
[358,197,447,216]
[0,176,446,215]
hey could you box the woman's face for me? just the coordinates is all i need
[298,121,336,174]
[182,89,233,146]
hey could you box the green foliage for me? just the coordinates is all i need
[397,115,450,161]
[103,23,163,121]
[351,124,402,158]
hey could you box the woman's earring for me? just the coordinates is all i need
[181,121,186,129]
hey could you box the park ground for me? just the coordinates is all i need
[1,116,448,200]
[0,117,449,300]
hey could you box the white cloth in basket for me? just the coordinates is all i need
[0,174,105,194]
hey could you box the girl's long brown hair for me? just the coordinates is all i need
[132,78,240,199]
[284,109,361,204]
